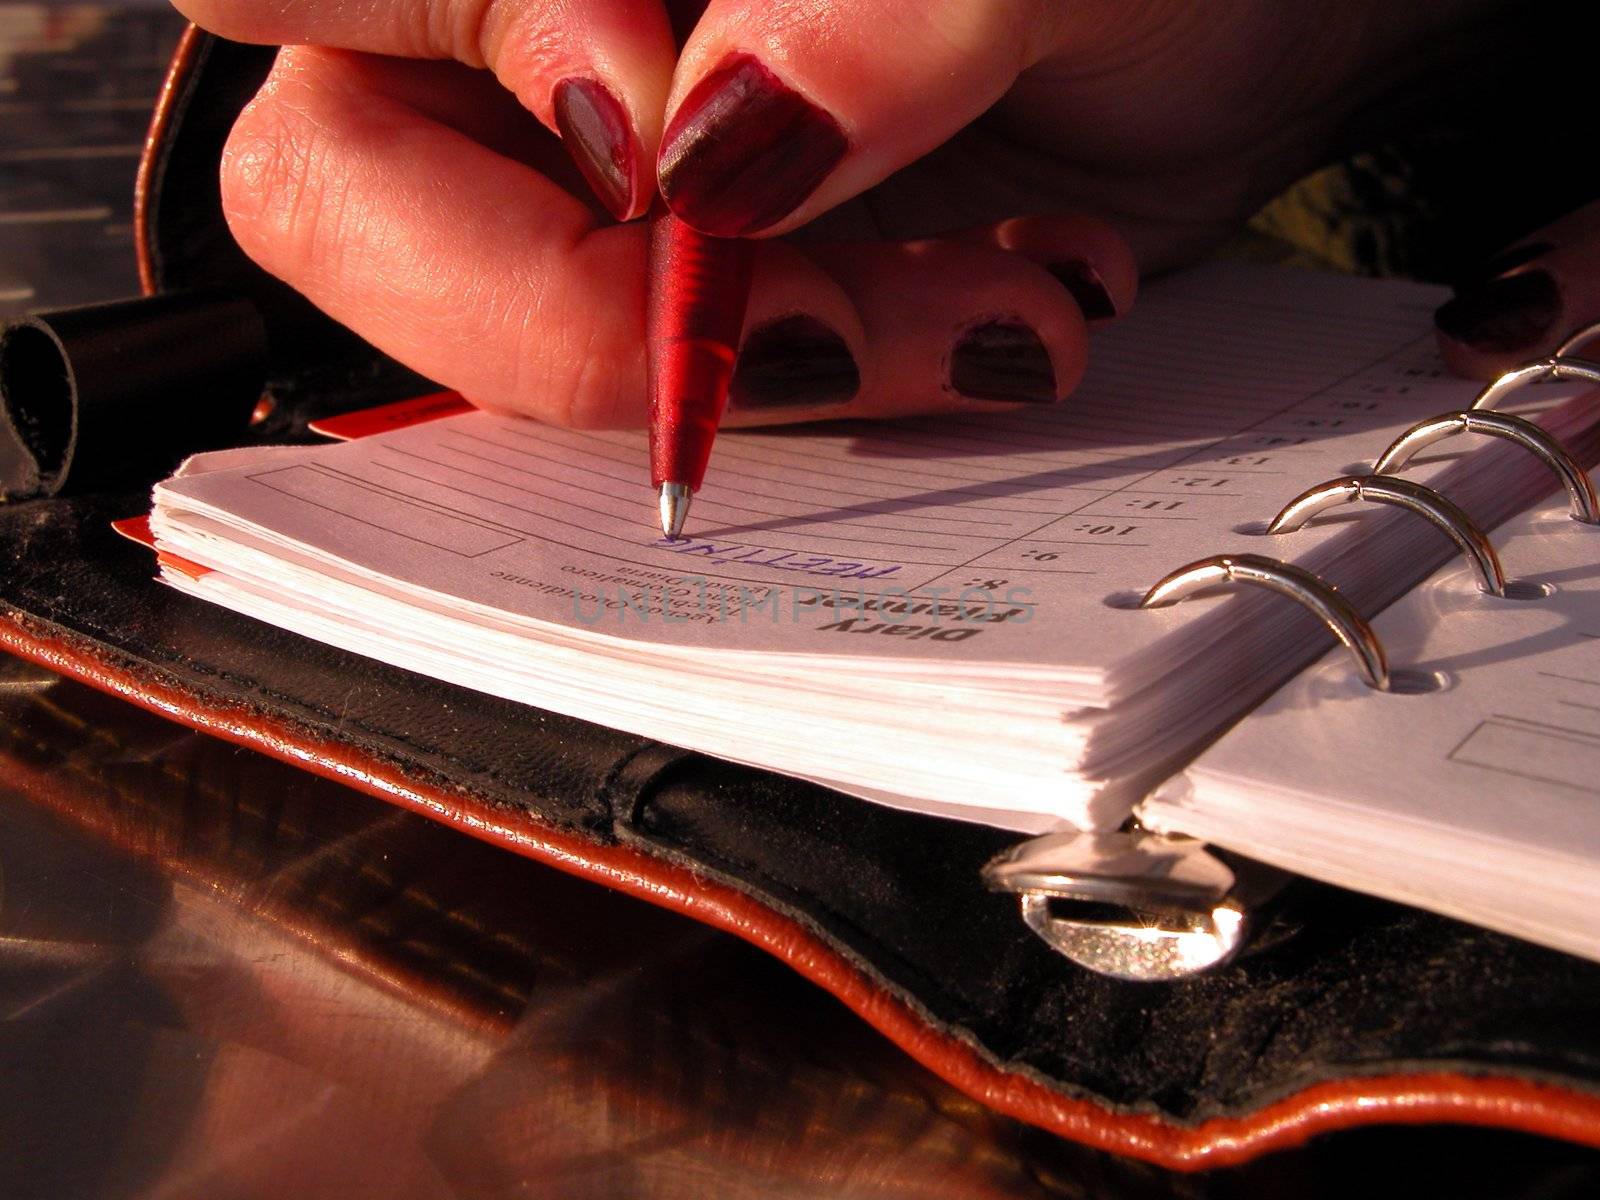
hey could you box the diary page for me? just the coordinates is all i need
[156,264,1485,679]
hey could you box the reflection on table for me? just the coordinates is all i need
[0,653,1088,1197]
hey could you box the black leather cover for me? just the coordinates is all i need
[0,291,266,499]
[4,28,1600,1169]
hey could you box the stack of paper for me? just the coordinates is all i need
[148,264,1598,832]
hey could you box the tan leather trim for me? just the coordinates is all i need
[5,610,1600,1169]
[134,22,206,297]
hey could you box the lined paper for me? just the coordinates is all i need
[156,264,1477,680]
[152,262,1566,828]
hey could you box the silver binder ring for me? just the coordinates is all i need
[1557,320,1600,358]
[1140,553,1390,690]
[982,830,1249,981]
[1470,356,1600,411]
[1373,410,1599,524]
[1266,475,1507,597]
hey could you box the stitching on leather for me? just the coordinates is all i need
[50,603,615,822]
[624,769,667,829]
[5,587,529,795]
[593,739,670,826]
[620,813,967,1018]
[593,741,645,818]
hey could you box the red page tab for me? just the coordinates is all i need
[308,391,474,440]
[112,514,211,580]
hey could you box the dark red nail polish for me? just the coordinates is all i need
[949,320,1057,404]
[1456,240,1554,289]
[552,77,637,221]
[1435,269,1561,355]
[731,315,859,409]
[658,53,848,237]
[1049,260,1118,320]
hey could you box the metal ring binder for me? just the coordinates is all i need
[1373,410,1600,524]
[1471,356,1600,411]
[1140,553,1390,690]
[1267,475,1507,596]
[1556,320,1600,357]
[997,341,1593,981]
[981,830,1250,981]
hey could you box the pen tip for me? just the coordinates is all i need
[658,481,691,540]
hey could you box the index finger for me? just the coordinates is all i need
[657,0,1065,235]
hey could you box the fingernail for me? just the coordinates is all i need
[658,53,848,237]
[949,320,1057,403]
[1048,259,1118,320]
[1456,240,1554,289]
[1434,269,1561,354]
[552,77,637,221]
[731,316,859,409]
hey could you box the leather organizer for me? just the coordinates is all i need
[4,27,1600,1171]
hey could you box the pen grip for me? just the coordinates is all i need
[646,208,755,490]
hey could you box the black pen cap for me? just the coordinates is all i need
[0,291,267,501]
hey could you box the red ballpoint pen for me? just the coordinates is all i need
[645,201,756,539]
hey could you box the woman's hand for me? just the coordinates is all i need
[1436,200,1600,379]
[169,0,1494,427]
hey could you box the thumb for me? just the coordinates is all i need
[658,0,1063,236]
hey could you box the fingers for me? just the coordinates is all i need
[658,0,1063,236]
[724,242,867,423]
[225,49,1117,432]
[727,214,1132,425]
[1435,201,1600,379]
[728,239,1089,426]
[222,47,652,427]
[943,215,1139,324]
[172,0,676,219]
